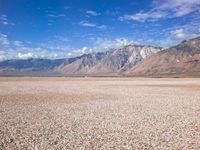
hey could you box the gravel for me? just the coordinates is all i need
[0,77,200,149]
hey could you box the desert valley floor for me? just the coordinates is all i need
[0,77,200,149]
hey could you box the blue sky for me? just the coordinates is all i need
[0,0,200,60]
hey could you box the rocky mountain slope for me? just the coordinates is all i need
[0,36,199,77]
[123,37,200,77]
[54,45,161,75]
[0,45,161,76]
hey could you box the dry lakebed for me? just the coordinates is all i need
[0,77,200,149]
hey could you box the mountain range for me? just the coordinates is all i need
[124,37,200,77]
[0,36,199,77]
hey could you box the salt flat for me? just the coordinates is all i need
[0,77,200,149]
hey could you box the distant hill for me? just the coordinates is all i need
[0,58,79,76]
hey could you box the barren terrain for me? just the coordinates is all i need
[0,77,200,149]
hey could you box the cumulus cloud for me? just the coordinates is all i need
[120,0,200,21]
[16,51,60,59]
[1,33,137,60]
[86,10,101,16]
[17,52,34,59]
[171,28,186,39]
[67,52,72,57]
[64,38,136,57]
[0,34,73,60]
[3,47,71,60]
[70,46,93,56]
[63,38,135,58]
[92,38,135,51]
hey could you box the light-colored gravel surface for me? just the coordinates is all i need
[0,77,200,150]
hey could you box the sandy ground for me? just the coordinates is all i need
[0,77,200,150]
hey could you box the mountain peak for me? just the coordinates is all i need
[123,36,200,77]
[0,37,199,77]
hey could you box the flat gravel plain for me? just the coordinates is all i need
[0,77,200,150]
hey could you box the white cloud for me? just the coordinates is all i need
[120,11,166,21]
[0,34,73,60]
[0,34,10,47]
[2,21,8,25]
[1,37,138,60]
[17,52,34,59]
[91,37,136,52]
[57,36,69,42]
[79,21,107,29]
[0,33,137,60]
[97,25,107,29]
[71,46,93,56]
[115,38,135,46]
[171,28,186,39]
[86,10,100,16]
[120,0,200,21]
[0,14,8,25]
[67,52,72,56]
[65,38,136,57]
[79,21,96,27]
[40,38,71,53]
[48,14,66,18]
[13,41,24,47]
[153,34,181,48]
[0,15,7,21]
[153,25,200,48]
[154,0,200,17]
[0,51,5,61]
[5,47,70,60]
[0,55,5,61]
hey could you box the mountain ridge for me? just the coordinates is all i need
[55,44,161,75]
[123,37,200,77]
[0,37,199,77]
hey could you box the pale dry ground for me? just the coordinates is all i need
[0,77,200,150]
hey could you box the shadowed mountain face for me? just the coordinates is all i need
[0,36,199,77]
[123,37,200,77]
